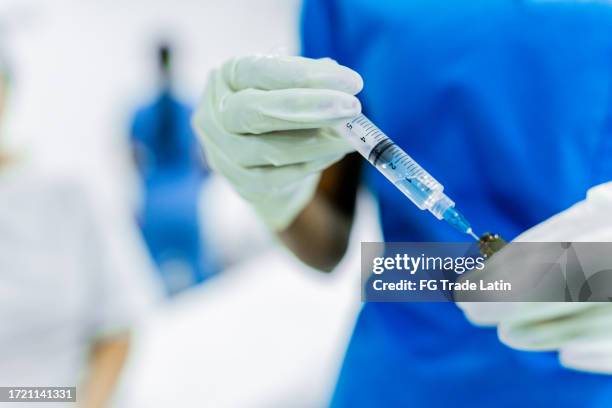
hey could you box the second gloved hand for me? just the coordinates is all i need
[193,55,363,230]
[457,182,612,374]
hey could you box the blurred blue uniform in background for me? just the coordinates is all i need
[302,0,612,406]
[131,44,217,294]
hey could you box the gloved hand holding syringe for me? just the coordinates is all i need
[193,54,478,237]
[334,115,479,241]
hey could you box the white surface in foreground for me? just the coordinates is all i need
[117,192,380,407]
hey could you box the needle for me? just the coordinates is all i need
[467,228,479,241]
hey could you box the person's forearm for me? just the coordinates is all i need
[81,333,130,408]
[278,154,362,272]
[279,191,353,272]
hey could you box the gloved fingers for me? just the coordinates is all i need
[456,302,516,327]
[514,182,612,242]
[459,301,595,331]
[221,88,361,135]
[513,204,584,242]
[222,55,363,94]
[477,242,566,281]
[458,302,576,327]
[193,73,355,166]
[560,337,612,374]
[236,128,354,167]
[586,181,612,208]
[215,127,352,167]
[242,153,346,191]
[456,243,567,304]
[203,126,353,168]
[204,133,344,192]
[317,57,337,63]
[498,303,609,351]
[504,303,596,328]
[458,302,576,328]
[508,182,612,243]
[192,60,354,231]
[201,113,352,167]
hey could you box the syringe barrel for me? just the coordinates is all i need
[334,115,449,216]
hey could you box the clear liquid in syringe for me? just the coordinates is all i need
[335,115,477,240]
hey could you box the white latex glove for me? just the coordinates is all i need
[457,182,612,374]
[192,55,363,230]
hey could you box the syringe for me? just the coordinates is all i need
[334,114,478,240]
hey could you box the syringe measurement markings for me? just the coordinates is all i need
[348,119,427,178]
[338,115,475,237]
[368,140,396,166]
[398,158,423,175]
[394,152,425,177]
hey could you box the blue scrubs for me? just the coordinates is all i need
[302,0,612,406]
[131,91,217,292]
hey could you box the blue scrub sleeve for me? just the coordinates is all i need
[301,0,338,58]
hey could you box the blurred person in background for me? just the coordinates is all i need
[131,42,218,295]
[0,54,159,406]
[194,0,612,406]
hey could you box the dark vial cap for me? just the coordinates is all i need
[479,233,506,259]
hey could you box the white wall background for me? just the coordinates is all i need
[117,190,378,407]
[0,1,382,406]
[0,0,371,406]
[0,0,301,210]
